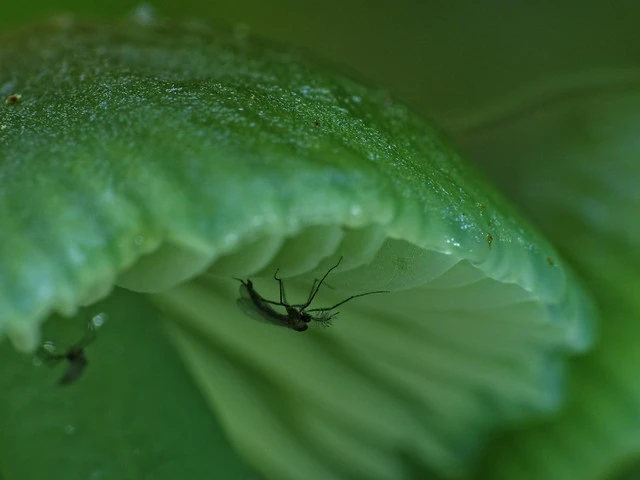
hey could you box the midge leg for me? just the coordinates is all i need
[304,278,320,305]
[296,256,344,309]
[273,268,288,305]
[261,257,344,309]
[79,321,97,344]
[36,346,67,366]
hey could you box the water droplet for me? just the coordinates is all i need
[64,424,76,434]
[91,313,108,329]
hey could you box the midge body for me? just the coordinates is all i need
[36,323,96,386]
[235,257,388,331]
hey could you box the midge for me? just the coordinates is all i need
[36,322,97,386]
[235,256,388,331]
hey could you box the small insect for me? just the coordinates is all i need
[235,256,389,331]
[5,93,21,105]
[36,322,97,386]
[487,232,494,248]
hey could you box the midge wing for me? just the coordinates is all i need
[237,282,277,320]
[236,298,289,327]
[237,281,253,300]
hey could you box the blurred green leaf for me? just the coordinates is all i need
[5,2,640,121]
[0,13,598,480]
[453,81,640,290]
[457,79,640,479]
[0,288,257,480]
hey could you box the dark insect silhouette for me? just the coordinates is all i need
[36,323,96,386]
[235,256,388,331]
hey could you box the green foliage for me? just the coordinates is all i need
[1,8,626,480]
[0,288,256,479]
[459,78,640,480]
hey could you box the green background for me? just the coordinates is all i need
[2,2,640,479]
[4,0,640,123]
